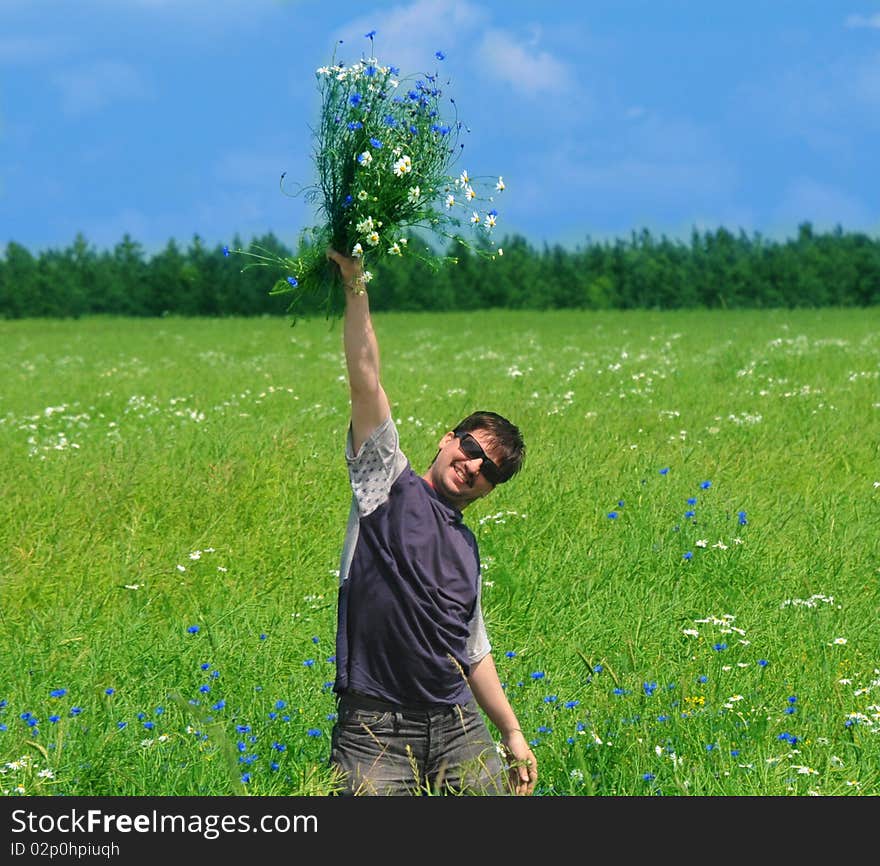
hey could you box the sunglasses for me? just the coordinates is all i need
[453,430,503,485]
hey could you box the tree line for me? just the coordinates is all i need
[1,222,878,319]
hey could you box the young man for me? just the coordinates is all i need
[326,247,537,796]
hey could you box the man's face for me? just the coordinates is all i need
[423,429,499,509]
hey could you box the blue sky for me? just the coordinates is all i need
[4,0,880,255]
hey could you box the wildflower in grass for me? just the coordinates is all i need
[659,467,669,475]
[50,688,67,698]
[643,773,655,782]
[682,628,699,637]
[105,688,115,696]
[738,511,748,525]
[687,497,697,505]
[607,511,618,519]
[117,721,127,729]
[49,715,60,723]
[684,510,695,519]
[544,695,558,704]
[303,659,315,667]
[683,551,693,560]
[223,245,230,257]
[228,35,506,321]
[593,664,603,673]
[70,707,83,716]
[643,682,658,696]
[758,659,769,667]
[700,480,712,489]
[212,699,226,711]
[307,728,322,737]
[505,650,516,658]
[187,625,199,634]
[565,700,579,709]
[276,700,287,710]
[697,675,708,683]
[713,643,728,651]
[143,721,154,730]
[530,671,545,680]
[831,637,847,645]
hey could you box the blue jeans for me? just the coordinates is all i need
[329,692,508,796]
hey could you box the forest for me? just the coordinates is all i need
[1,222,878,319]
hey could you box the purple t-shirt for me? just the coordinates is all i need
[334,416,491,706]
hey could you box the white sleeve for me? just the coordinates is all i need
[345,415,408,518]
[465,578,491,665]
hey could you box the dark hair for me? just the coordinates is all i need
[453,410,525,484]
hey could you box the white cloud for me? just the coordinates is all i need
[52,61,154,117]
[479,28,569,97]
[336,0,488,73]
[0,35,72,65]
[844,14,880,29]
[775,177,870,230]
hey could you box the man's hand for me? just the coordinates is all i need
[501,729,538,796]
[327,247,365,293]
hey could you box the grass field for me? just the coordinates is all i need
[0,307,878,796]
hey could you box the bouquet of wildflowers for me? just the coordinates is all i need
[228,31,505,319]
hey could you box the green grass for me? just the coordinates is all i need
[1,308,878,796]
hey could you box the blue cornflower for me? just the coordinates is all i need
[369,137,383,148]
[155,706,164,715]
[788,695,797,703]
[607,511,618,519]
[307,728,322,737]
[347,120,363,131]
[683,551,693,560]
[738,511,748,525]
[105,688,115,696]
[236,724,251,734]
[383,114,397,127]
[222,245,230,257]
[613,688,627,696]
[684,510,695,519]
[544,695,558,703]
[564,700,580,709]
[70,707,83,716]
[537,725,552,734]
[210,670,220,678]
[327,713,338,722]
[212,699,226,711]
[505,650,516,658]
[657,715,668,722]
[187,625,200,634]
[201,662,211,670]
[241,773,251,784]
[199,684,210,693]
[268,712,277,720]
[137,712,146,720]
[275,700,286,710]
[350,93,362,106]
[270,761,280,771]
[49,715,60,723]
[785,705,796,715]
[731,749,740,757]
[617,499,625,507]
[687,497,697,505]
[287,276,298,288]
[758,659,769,667]
[117,721,127,729]
[697,675,708,683]
[143,721,154,730]
[712,643,728,652]
[593,664,603,673]
[50,689,67,698]
[705,743,716,751]
[700,480,712,489]
[643,682,658,696]
[312,636,320,644]
[659,467,670,475]
[435,50,445,60]
[364,65,377,77]
[303,659,315,667]
[272,742,286,752]
[327,655,336,663]
[530,671,545,680]
[364,30,376,39]
[259,633,267,640]
[237,741,246,753]
[642,773,655,782]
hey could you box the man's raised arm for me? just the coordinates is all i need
[327,248,391,454]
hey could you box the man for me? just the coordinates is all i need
[325,247,537,796]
